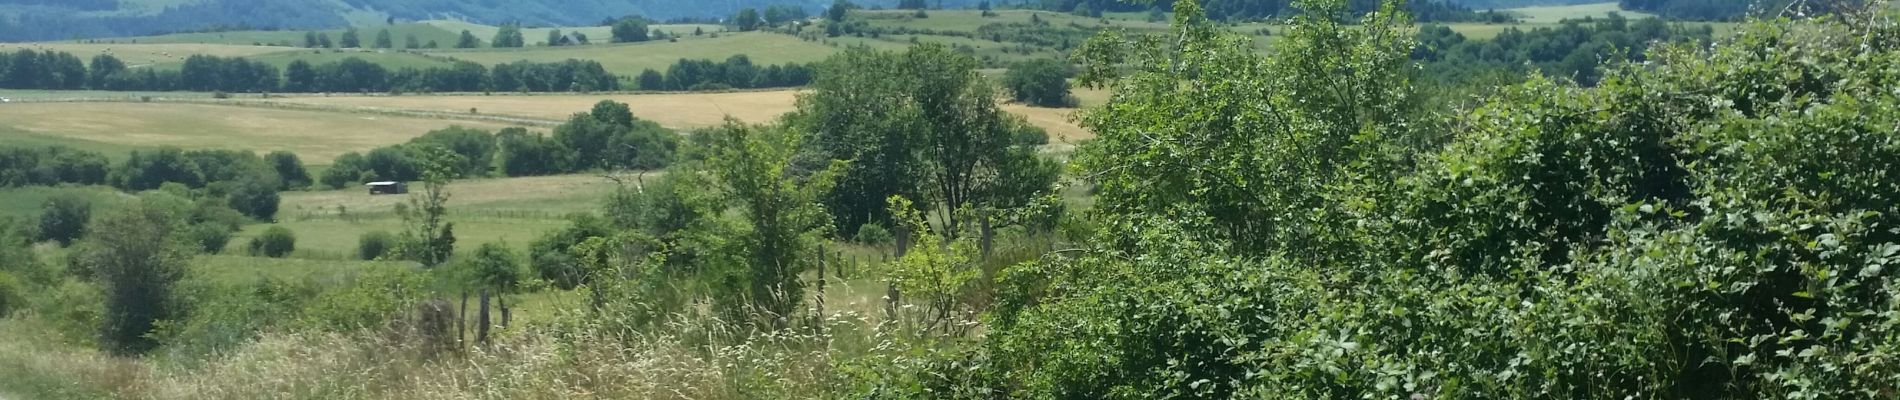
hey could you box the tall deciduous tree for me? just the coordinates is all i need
[612,18,650,42]
[78,200,188,355]
[339,28,361,48]
[694,120,840,328]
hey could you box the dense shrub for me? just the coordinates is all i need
[1002,58,1074,107]
[184,222,234,254]
[248,226,297,258]
[356,231,396,261]
[974,3,1900,398]
[36,192,92,246]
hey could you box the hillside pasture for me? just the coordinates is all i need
[271,90,1097,143]
[108,23,462,48]
[0,42,295,68]
[0,102,521,163]
[421,32,841,75]
[1503,2,1656,23]
[424,20,725,46]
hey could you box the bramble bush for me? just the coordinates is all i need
[971,0,1900,398]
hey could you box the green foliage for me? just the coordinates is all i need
[339,27,361,48]
[264,151,312,190]
[224,171,281,221]
[794,44,1058,236]
[36,191,91,246]
[736,8,763,32]
[184,222,234,254]
[495,127,570,177]
[320,151,370,189]
[74,199,190,355]
[971,1,1900,398]
[1002,58,1074,107]
[395,147,459,267]
[693,120,840,328]
[247,226,297,258]
[528,214,613,290]
[553,101,678,171]
[456,29,482,48]
[883,196,982,335]
[357,230,397,261]
[853,222,892,245]
[612,17,652,42]
[492,23,526,48]
[374,28,394,49]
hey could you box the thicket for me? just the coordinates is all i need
[319,104,677,188]
[1414,13,1714,86]
[959,1,1900,397]
[635,56,817,91]
[6,51,616,94]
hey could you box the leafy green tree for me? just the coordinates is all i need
[694,121,840,328]
[77,200,188,354]
[611,18,651,42]
[318,32,334,48]
[320,151,370,189]
[264,151,311,190]
[304,31,320,48]
[464,242,524,343]
[282,60,316,92]
[36,191,90,246]
[225,171,281,221]
[492,23,525,48]
[495,127,569,177]
[793,44,1058,236]
[410,126,498,178]
[396,147,460,267]
[184,222,233,254]
[829,0,853,21]
[456,30,481,48]
[546,28,565,46]
[734,8,762,32]
[405,33,420,49]
[636,68,665,90]
[374,28,393,49]
[1002,58,1073,107]
[247,226,296,258]
[339,28,361,48]
[86,54,125,89]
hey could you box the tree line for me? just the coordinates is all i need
[2,50,619,94]
[1414,13,1715,86]
[1029,0,1516,22]
[634,56,816,91]
[0,144,303,222]
[319,101,677,189]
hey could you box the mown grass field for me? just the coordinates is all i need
[420,32,843,75]
[0,42,295,67]
[0,102,521,164]
[267,90,1101,142]
[1504,2,1657,23]
[237,174,623,260]
[124,22,464,47]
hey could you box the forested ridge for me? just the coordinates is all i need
[0,0,1897,398]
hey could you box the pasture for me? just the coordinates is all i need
[268,90,1098,143]
[114,23,463,48]
[424,20,725,46]
[1503,2,1657,23]
[0,42,295,68]
[0,102,522,163]
[420,32,842,75]
[239,174,625,260]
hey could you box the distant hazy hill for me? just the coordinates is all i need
[0,0,982,42]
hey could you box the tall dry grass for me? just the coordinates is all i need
[1,309,910,400]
